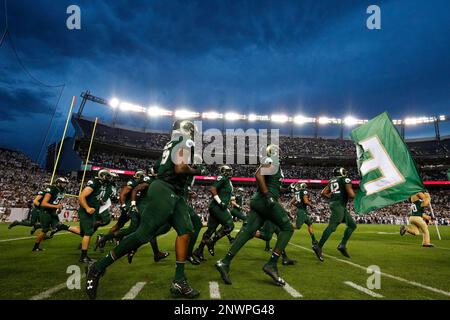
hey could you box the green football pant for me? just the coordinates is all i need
[78,207,97,236]
[318,202,356,248]
[105,180,193,260]
[94,210,111,227]
[258,220,280,241]
[230,207,247,221]
[295,208,313,229]
[39,210,60,233]
[224,197,293,264]
[201,204,234,241]
[187,206,202,256]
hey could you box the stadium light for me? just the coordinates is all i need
[344,116,358,126]
[109,98,120,108]
[293,115,307,124]
[248,114,269,121]
[439,115,446,121]
[202,112,222,119]
[174,109,200,118]
[271,114,289,123]
[148,106,172,117]
[318,116,330,124]
[293,115,315,124]
[225,112,241,121]
[119,102,146,113]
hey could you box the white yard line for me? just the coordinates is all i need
[122,282,147,300]
[209,281,221,299]
[344,281,383,298]
[288,241,450,298]
[30,274,85,300]
[283,282,302,298]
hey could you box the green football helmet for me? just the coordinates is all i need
[333,167,348,177]
[55,177,69,190]
[133,169,146,180]
[98,169,112,181]
[172,119,197,139]
[266,144,280,157]
[219,165,233,177]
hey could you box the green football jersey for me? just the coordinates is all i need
[410,198,425,217]
[42,185,65,214]
[102,182,117,203]
[295,189,308,210]
[85,178,108,209]
[256,159,284,200]
[35,190,45,208]
[136,176,154,203]
[210,175,234,207]
[328,176,352,206]
[233,194,243,207]
[124,178,139,206]
[157,136,195,194]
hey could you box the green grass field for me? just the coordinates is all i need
[1,222,449,300]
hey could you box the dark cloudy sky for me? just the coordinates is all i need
[0,0,449,162]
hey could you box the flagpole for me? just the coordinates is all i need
[79,117,98,196]
[429,203,441,240]
[50,96,76,184]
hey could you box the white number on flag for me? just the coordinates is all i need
[358,136,405,195]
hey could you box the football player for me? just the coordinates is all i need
[76,169,113,263]
[226,187,247,243]
[108,169,146,235]
[215,144,294,286]
[86,120,205,299]
[97,171,170,263]
[400,192,434,247]
[290,182,318,245]
[32,177,69,251]
[193,165,234,260]
[313,167,356,261]
[8,183,48,233]
[93,172,119,233]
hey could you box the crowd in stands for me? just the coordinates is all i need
[0,148,51,208]
[76,117,450,157]
[1,143,449,226]
[82,150,448,181]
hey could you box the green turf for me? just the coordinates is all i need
[0,222,449,300]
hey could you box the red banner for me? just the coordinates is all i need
[90,166,450,185]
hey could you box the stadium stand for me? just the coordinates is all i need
[1,143,449,225]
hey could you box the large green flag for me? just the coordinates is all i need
[350,112,424,214]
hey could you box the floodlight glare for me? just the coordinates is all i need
[271,114,289,123]
[148,106,163,117]
[248,114,258,121]
[293,115,307,124]
[120,102,145,113]
[344,116,357,126]
[202,112,222,119]
[225,112,240,121]
[318,117,330,124]
[109,98,120,108]
[175,109,199,118]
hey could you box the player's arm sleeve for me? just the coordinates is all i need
[344,178,355,198]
